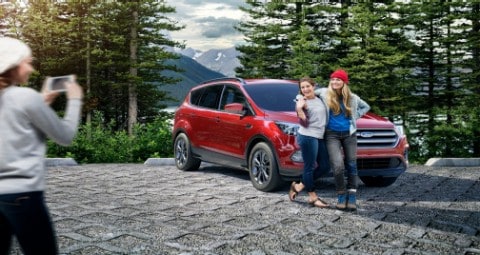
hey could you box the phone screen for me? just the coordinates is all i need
[47,75,73,92]
[51,77,69,91]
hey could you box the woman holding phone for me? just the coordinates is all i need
[0,37,83,255]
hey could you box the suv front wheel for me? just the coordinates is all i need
[248,142,283,192]
[174,133,201,171]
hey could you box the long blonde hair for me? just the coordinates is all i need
[327,82,352,117]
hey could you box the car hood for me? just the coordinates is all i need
[357,112,394,129]
[261,110,298,123]
[261,110,394,129]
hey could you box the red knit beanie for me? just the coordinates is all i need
[330,69,349,84]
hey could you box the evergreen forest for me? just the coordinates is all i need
[1,1,478,164]
[236,1,480,163]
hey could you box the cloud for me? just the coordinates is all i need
[167,0,247,51]
[196,16,240,38]
[182,0,245,8]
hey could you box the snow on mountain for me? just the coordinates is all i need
[176,47,240,77]
[177,47,202,59]
[193,47,240,77]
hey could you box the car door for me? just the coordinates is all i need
[188,84,224,150]
[213,85,253,159]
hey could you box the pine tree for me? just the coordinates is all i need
[235,2,297,79]
[287,23,320,79]
[463,2,480,156]
[13,1,183,134]
[336,2,412,119]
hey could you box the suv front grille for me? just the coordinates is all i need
[357,129,398,148]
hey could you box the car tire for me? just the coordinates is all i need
[360,176,397,187]
[248,142,283,192]
[174,133,201,171]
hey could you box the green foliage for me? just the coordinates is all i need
[46,111,173,163]
[8,1,184,131]
[235,2,295,78]
[236,2,480,163]
[3,1,480,163]
[431,124,473,158]
[286,24,321,78]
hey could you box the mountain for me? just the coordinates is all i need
[159,47,242,107]
[161,54,225,106]
[177,47,241,77]
[178,47,202,59]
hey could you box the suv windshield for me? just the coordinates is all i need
[244,83,298,112]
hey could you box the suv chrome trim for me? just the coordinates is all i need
[357,129,399,148]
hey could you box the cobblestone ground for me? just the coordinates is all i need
[8,164,480,255]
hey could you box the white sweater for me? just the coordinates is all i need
[0,86,82,194]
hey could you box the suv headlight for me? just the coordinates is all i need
[395,125,405,136]
[275,121,299,136]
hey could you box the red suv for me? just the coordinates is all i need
[173,78,409,192]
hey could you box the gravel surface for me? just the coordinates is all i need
[7,164,480,255]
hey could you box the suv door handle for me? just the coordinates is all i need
[245,123,252,129]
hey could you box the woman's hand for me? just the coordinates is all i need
[41,77,60,105]
[65,76,83,100]
[296,97,307,121]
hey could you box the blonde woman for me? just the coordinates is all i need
[320,69,370,210]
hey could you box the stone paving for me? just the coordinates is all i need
[8,164,480,255]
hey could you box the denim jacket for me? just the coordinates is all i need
[315,88,370,136]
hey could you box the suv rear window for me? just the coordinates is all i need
[244,83,298,112]
[190,85,224,109]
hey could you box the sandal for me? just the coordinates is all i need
[308,197,329,208]
[289,182,300,201]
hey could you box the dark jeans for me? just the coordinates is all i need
[325,130,358,194]
[297,134,330,192]
[0,191,57,255]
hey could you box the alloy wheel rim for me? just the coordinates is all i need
[252,150,270,185]
[175,139,187,166]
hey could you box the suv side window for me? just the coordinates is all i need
[190,88,203,106]
[191,85,224,110]
[220,85,245,111]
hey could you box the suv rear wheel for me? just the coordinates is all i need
[174,133,201,171]
[248,142,283,192]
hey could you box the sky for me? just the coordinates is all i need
[166,0,248,52]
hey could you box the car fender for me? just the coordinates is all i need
[244,134,281,166]
[172,118,193,141]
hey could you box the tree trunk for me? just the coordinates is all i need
[128,7,138,136]
[472,3,480,156]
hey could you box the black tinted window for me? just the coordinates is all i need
[220,86,245,110]
[244,83,298,111]
[190,88,203,105]
[190,85,224,110]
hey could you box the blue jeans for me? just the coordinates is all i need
[297,134,330,192]
[0,191,57,255]
[325,130,358,194]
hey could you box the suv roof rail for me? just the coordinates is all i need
[200,77,246,85]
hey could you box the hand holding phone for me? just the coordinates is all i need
[46,75,75,92]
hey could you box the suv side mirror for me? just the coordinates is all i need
[225,103,245,115]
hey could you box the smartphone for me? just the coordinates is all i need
[46,75,74,92]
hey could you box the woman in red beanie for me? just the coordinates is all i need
[317,69,370,210]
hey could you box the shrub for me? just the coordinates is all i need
[47,111,173,163]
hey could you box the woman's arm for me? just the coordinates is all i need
[355,95,370,118]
